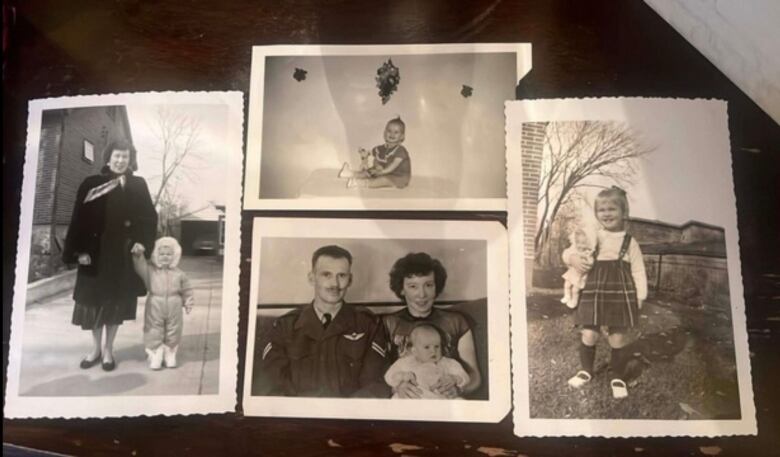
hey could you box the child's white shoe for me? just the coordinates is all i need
[147,347,164,370]
[560,296,569,304]
[610,378,629,399]
[567,370,592,388]
[163,345,178,368]
[338,162,355,178]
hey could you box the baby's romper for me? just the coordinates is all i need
[373,144,411,188]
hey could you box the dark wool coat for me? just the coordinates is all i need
[62,171,158,308]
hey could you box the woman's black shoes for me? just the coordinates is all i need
[79,352,116,371]
[80,353,102,369]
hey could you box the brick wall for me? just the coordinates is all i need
[520,122,547,287]
[55,106,127,224]
[681,223,725,243]
[521,122,546,258]
[33,111,63,225]
[630,219,682,244]
[28,225,69,282]
[28,105,132,282]
[630,218,726,246]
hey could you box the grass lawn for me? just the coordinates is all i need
[526,290,741,420]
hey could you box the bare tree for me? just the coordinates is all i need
[148,107,202,236]
[540,196,585,267]
[156,177,188,236]
[535,121,654,262]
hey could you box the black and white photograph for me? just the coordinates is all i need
[5,92,243,418]
[242,218,510,422]
[243,44,532,211]
[506,98,756,437]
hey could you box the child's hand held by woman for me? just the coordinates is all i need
[130,243,146,257]
[184,296,194,314]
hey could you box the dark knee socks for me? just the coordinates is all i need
[610,346,630,379]
[579,342,596,375]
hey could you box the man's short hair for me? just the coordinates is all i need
[311,245,353,269]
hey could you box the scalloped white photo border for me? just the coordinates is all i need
[506,97,757,437]
[243,43,532,211]
[242,217,511,422]
[4,91,244,418]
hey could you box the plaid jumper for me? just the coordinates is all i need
[575,234,640,327]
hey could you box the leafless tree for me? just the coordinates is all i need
[148,107,203,236]
[539,196,585,268]
[156,177,188,236]
[535,121,654,262]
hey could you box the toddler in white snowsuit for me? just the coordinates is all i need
[131,236,194,370]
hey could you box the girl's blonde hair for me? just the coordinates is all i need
[151,236,182,268]
[594,186,630,219]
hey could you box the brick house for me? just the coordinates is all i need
[634,218,729,310]
[630,218,725,247]
[520,122,547,289]
[29,106,133,282]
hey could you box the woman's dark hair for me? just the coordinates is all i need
[389,252,448,299]
[101,138,138,172]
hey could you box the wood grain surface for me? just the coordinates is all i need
[3,1,779,456]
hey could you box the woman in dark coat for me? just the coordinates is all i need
[62,139,158,371]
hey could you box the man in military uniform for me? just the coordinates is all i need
[254,245,390,398]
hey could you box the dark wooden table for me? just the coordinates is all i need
[4,1,779,456]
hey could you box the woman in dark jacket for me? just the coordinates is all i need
[62,139,158,371]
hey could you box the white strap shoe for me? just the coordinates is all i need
[610,378,629,399]
[567,370,592,388]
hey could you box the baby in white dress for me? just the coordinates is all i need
[384,324,470,399]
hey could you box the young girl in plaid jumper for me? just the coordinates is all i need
[566,187,647,399]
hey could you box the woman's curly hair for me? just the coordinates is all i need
[388,252,448,299]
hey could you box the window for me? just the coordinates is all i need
[83,139,94,163]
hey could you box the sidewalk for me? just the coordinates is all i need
[17,256,223,397]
